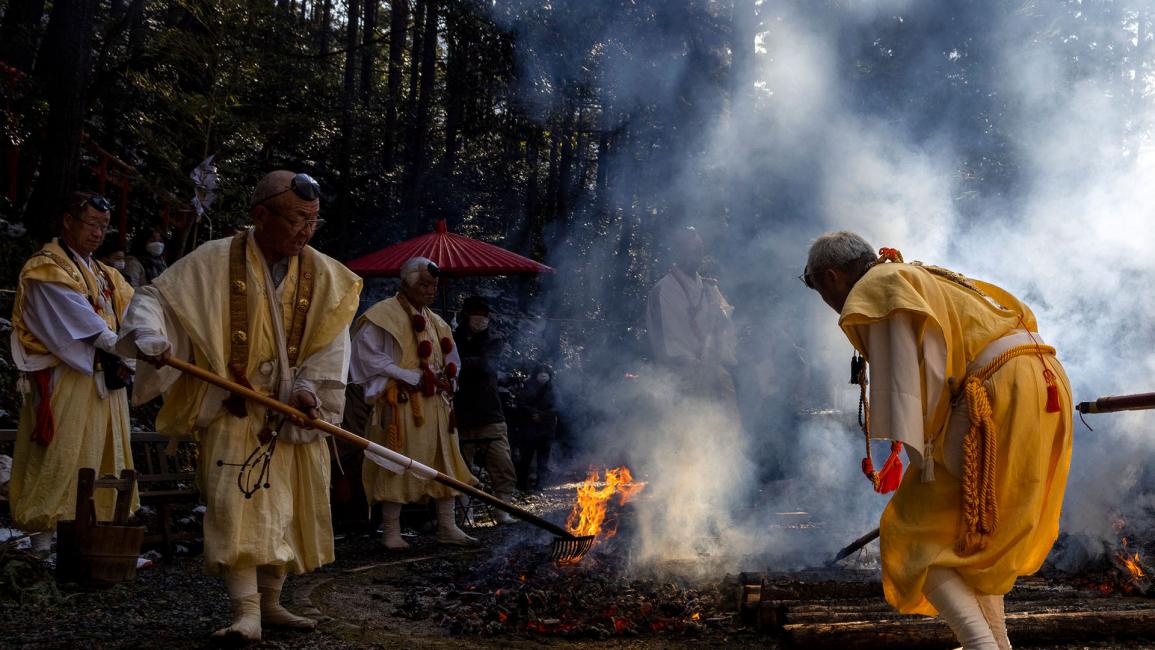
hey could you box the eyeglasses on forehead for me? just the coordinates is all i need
[73,195,112,213]
[261,173,321,205]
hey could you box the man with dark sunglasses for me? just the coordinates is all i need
[117,170,362,643]
[10,191,138,558]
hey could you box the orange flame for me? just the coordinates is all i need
[691,612,701,621]
[566,466,645,538]
[1120,538,1146,579]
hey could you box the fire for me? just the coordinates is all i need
[1120,538,1145,579]
[566,466,645,538]
[691,612,701,621]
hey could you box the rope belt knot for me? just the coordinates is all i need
[956,343,1058,556]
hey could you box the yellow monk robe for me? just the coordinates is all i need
[358,296,477,504]
[840,262,1073,616]
[10,239,137,532]
[129,233,360,575]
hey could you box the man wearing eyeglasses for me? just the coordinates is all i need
[117,170,361,643]
[802,231,1072,650]
[10,191,137,558]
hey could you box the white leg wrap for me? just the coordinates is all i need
[923,567,998,650]
[976,592,1011,650]
[213,568,261,642]
[381,501,410,550]
[435,497,479,546]
[257,564,316,629]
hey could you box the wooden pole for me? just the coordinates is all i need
[1077,391,1155,414]
[162,356,582,540]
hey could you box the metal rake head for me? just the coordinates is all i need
[550,535,596,563]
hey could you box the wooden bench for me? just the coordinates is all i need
[0,428,199,557]
[131,432,199,557]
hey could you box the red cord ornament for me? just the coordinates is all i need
[445,362,458,379]
[411,314,427,333]
[417,340,433,359]
[440,337,454,355]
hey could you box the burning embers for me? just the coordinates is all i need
[1072,515,1154,596]
[564,466,645,551]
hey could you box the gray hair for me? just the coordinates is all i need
[805,231,875,275]
[400,256,439,287]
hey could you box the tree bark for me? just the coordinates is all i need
[319,0,333,63]
[383,0,408,173]
[23,0,100,239]
[441,2,463,177]
[360,0,378,100]
[336,0,362,251]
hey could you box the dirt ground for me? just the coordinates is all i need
[3,515,1155,650]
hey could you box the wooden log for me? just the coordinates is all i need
[784,607,1155,649]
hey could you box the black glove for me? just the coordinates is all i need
[96,348,133,391]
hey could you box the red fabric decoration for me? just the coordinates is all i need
[861,456,875,481]
[440,336,454,355]
[417,340,433,359]
[445,361,458,379]
[411,314,427,333]
[875,442,904,494]
[421,365,437,397]
[1043,369,1061,412]
[31,369,55,446]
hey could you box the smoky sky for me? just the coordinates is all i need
[488,0,1155,571]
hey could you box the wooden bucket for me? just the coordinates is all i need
[56,467,144,588]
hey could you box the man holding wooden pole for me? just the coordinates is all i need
[802,231,1074,650]
[117,171,362,643]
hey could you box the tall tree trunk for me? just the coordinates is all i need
[401,0,426,228]
[360,0,378,100]
[383,0,408,173]
[441,3,463,177]
[319,0,332,64]
[407,0,437,228]
[24,0,100,239]
[0,0,47,73]
[336,0,361,252]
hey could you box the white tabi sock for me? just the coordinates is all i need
[923,567,998,650]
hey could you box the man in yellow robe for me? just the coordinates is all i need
[118,171,362,643]
[803,231,1073,650]
[350,257,479,549]
[10,192,136,557]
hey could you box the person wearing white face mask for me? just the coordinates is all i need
[453,295,519,524]
[96,238,131,282]
[126,227,168,285]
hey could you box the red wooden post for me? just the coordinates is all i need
[97,157,109,195]
[118,179,130,248]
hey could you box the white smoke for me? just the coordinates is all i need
[493,0,1155,572]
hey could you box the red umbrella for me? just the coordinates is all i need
[345,219,554,277]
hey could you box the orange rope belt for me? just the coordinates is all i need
[956,343,1058,556]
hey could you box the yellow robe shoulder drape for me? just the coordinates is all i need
[359,296,477,504]
[10,239,136,532]
[148,235,361,575]
[839,263,1073,616]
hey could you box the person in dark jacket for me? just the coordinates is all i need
[454,295,518,524]
[515,363,558,491]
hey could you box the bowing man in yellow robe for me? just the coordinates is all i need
[803,232,1073,650]
[350,256,480,550]
[10,192,136,556]
[118,171,362,644]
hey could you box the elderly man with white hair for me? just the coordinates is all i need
[802,231,1073,650]
[350,257,479,549]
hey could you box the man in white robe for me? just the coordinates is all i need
[119,171,362,643]
[10,192,136,557]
